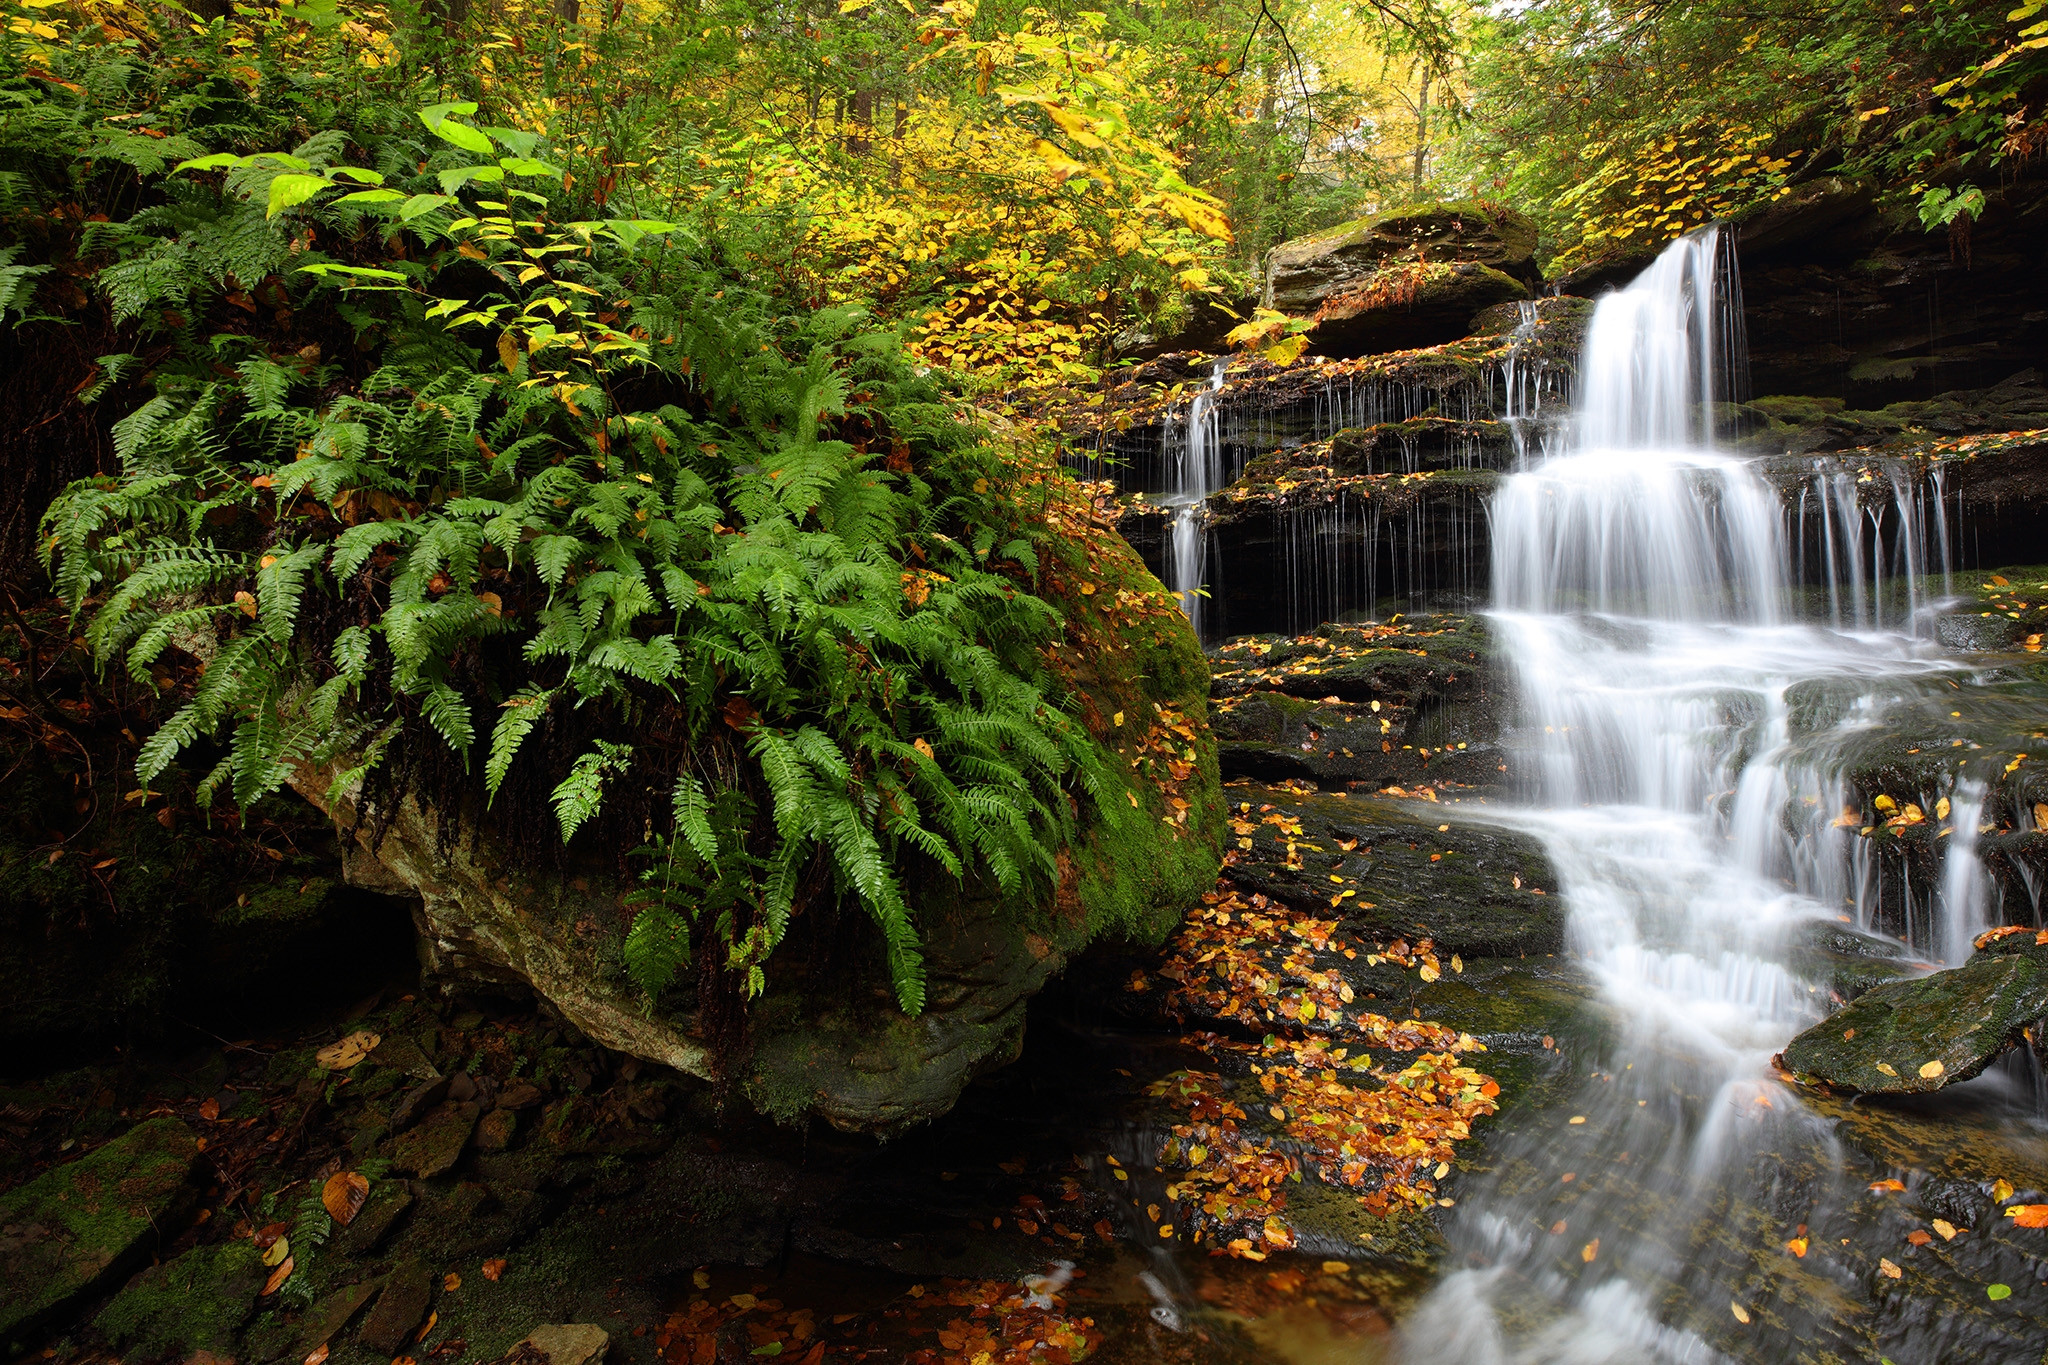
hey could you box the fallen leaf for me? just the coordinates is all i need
[1581,1238,1599,1263]
[1550,1220,1568,1235]
[1906,1230,1933,1246]
[1787,1237,1809,1258]
[1932,1219,1958,1241]
[1730,1302,1750,1324]
[1988,1283,2012,1301]
[416,1311,437,1342]
[305,1345,330,1365]
[443,1273,462,1292]
[1878,1258,1901,1279]
[1875,1062,1898,1077]
[1870,1178,1905,1193]
[1321,1261,1350,1274]
[315,1031,381,1071]
[1992,1179,2014,1204]
[1568,1116,1586,1125]
[322,1171,369,1226]
[481,1258,508,1281]
[263,1236,292,1267]
[262,1255,294,1295]
[198,1097,220,1121]
[2009,1204,2048,1227]
[1918,1060,1945,1079]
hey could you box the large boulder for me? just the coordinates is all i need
[295,499,1225,1138]
[0,1118,200,1348]
[1780,931,2048,1093]
[1263,202,1539,358]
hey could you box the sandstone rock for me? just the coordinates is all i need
[1780,944,2048,1093]
[359,1259,435,1355]
[391,1102,480,1178]
[0,1117,199,1346]
[520,1323,610,1365]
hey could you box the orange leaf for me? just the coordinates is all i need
[1906,1229,1933,1246]
[262,1255,294,1295]
[1786,1237,1808,1258]
[1581,1238,1599,1263]
[481,1258,508,1281]
[198,1097,220,1121]
[2007,1204,2048,1228]
[304,1346,330,1365]
[322,1171,370,1226]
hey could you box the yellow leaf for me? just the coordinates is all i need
[1932,1218,1958,1240]
[1161,192,1233,241]
[1261,334,1309,367]
[1030,139,1093,183]
[1918,1059,1945,1079]
[838,0,872,10]
[1730,1302,1750,1323]
[1993,1178,2014,1204]
[1878,1257,1902,1278]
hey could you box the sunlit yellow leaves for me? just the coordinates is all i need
[1160,190,1231,241]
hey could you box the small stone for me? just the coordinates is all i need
[389,1076,452,1133]
[522,1323,610,1365]
[474,1108,519,1152]
[296,1279,381,1354]
[359,1259,435,1355]
[391,1104,480,1178]
[497,1079,548,1110]
[368,1035,442,1081]
[337,1184,413,1257]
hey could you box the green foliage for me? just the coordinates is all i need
[32,74,1114,1019]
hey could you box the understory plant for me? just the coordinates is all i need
[38,99,1122,1021]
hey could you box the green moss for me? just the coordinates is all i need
[93,1240,265,1357]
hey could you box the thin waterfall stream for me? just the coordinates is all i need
[1398,228,2027,1362]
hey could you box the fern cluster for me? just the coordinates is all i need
[37,101,1117,1018]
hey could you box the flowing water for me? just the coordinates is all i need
[1166,359,1229,633]
[1398,228,2021,1362]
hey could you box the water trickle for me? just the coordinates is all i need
[1164,359,1228,632]
[1403,225,2000,1361]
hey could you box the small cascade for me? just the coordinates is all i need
[1403,224,2010,1362]
[1791,458,1957,631]
[1164,360,1227,632]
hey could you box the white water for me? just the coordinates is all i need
[1165,359,1228,635]
[1400,227,1994,1362]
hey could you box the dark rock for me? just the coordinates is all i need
[337,1183,414,1257]
[92,1240,264,1359]
[390,1074,451,1132]
[1737,176,1875,259]
[447,1070,477,1102]
[1938,613,2023,651]
[296,1278,382,1353]
[359,1258,436,1355]
[1306,264,1531,359]
[497,1079,548,1110]
[0,1116,200,1345]
[474,1106,519,1151]
[1226,792,1565,959]
[370,1034,442,1081]
[517,1324,610,1365]
[1780,950,2048,1093]
[391,1102,481,1178]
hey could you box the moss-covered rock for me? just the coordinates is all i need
[1266,202,1541,317]
[291,481,1224,1137]
[1780,946,2048,1093]
[92,1239,265,1358]
[0,1117,200,1347]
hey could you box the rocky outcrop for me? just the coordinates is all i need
[296,493,1225,1138]
[1780,930,2048,1094]
[1262,203,1540,360]
[0,1118,200,1347]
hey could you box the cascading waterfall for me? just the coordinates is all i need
[1400,225,2002,1363]
[1165,359,1227,633]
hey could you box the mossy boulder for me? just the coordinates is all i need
[1780,939,2048,1094]
[92,1239,265,1359]
[293,495,1224,1137]
[0,1117,200,1347]
[1265,202,1541,318]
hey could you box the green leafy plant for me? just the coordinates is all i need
[41,105,1120,1019]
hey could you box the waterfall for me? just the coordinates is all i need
[1401,226,1998,1362]
[1165,359,1227,633]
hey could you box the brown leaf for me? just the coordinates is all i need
[1906,1229,1933,1246]
[304,1345,330,1365]
[262,1254,294,1295]
[322,1171,370,1226]
[315,1031,380,1071]
[198,1097,220,1121]
[481,1258,508,1281]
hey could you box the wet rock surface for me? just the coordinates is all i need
[1780,935,2048,1094]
